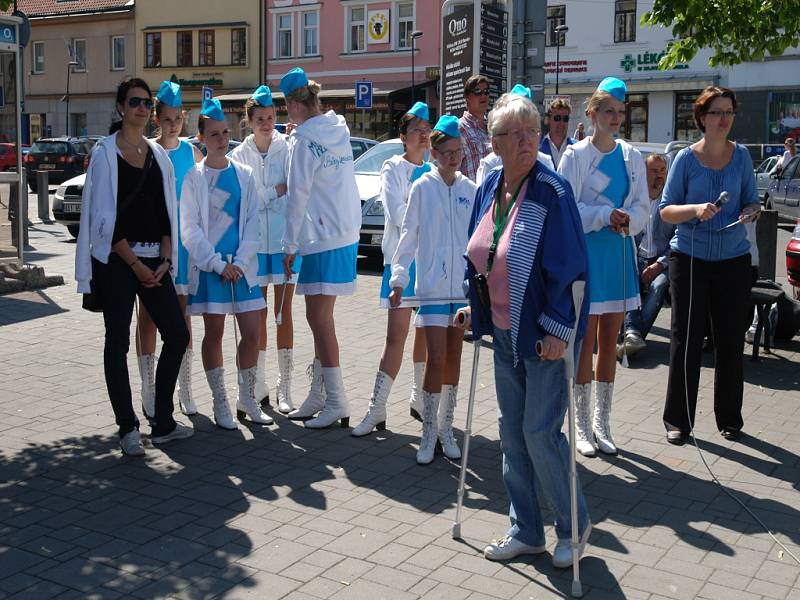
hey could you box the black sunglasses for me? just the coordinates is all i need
[470,89,490,97]
[549,115,570,122]
[128,96,154,110]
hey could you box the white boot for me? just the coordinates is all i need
[305,367,350,428]
[276,348,294,414]
[352,371,393,437]
[137,353,156,421]
[255,350,270,409]
[438,384,461,459]
[417,390,440,465]
[409,362,425,422]
[177,349,198,415]
[288,358,326,421]
[205,367,238,430]
[593,381,617,455]
[236,366,274,425]
[574,383,596,457]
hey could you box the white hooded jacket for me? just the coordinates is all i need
[390,169,477,303]
[229,130,290,255]
[379,155,431,266]
[282,111,361,256]
[74,133,178,293]
[180,159,261,294]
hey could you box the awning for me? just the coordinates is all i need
[550,72,719,95]
[215,87,394,103]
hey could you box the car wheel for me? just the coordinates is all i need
[67,224,80,238]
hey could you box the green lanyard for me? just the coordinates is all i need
[487,177,526,274]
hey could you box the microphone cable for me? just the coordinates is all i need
[683,219,800,565]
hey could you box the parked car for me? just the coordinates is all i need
[24,137,96,192]
[755,155,780,200]
[764,155,800,220]
[0,143,17,170]
[350,136,377,160]
[787,219,800,297]
[52,173,85,238]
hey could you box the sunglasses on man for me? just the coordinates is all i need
[128,96,154,110]
[548,114,570,122]
[470,88,491,97]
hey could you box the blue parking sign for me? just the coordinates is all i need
[355,81,372,109]
[202,86,213,102]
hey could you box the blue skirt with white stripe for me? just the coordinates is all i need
[257,252,302,286]
[379,262,419,308]
[414,302,468,328]
[296,243,358,296]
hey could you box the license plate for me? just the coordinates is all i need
[39,164,55,170]
[63,203,80,214]
[370,233,383,245]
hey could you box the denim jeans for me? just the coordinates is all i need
[492,327,590,544]
[624,257,669,339]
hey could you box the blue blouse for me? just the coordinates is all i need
[659,144,757,261]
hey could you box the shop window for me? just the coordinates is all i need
[546,6,566,47]
[623,93,648,142]
[177,31,192,67]
[277,14,293,58]
[72,39,86,72]
[231,28,247,66]
[349,7,366,53]
[111,36,125,70]
[302,11,319,56]
[199,30,215,66]
[397,2,414,49]
[33,41,45,73]
[145,32,161,68]
[675,91,702,142]
[614,0,636,43]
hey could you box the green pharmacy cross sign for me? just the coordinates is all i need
[620,51,688,73]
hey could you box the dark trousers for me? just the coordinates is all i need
[663,251,751,433]
[95,254,189,437]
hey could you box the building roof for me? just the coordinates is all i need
[2,0,133,19]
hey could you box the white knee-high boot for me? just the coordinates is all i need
[352,371,393,437]
[205,367,237,430]
[574,382,595,457]
[305,366,350,429]
[177,349,197,415]
[236,366,274,425]
[438,384,461,459]
[137,353,156,420]
[255,350,270,408]
[276,348,294,414]
[593,381,617,455]
[409,362,425,422]
[288,358,326,420]
[417,390,440,465]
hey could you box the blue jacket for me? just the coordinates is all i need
[465,162,590,362]
[539,135,576,162]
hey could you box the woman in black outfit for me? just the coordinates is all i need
[75,78,192,455]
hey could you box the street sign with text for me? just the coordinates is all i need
[355,81,373,109]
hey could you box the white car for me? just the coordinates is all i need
[52,173,85,238]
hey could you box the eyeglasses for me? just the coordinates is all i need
[705,110,736,118]
[128,96,154,110]
[407,126,432,136]
[470,88,491,97]
[494,128,541,142]
[437,147,463,159]
[549,115,570,123]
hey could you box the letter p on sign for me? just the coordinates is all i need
[356,81,373,109]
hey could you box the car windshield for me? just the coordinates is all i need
[354,142,404,175]
[31,142,69,154]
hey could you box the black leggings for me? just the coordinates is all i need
[95,254,189,437]
[663,251,751,434]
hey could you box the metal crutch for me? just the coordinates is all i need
[564,280,586,598]
[451,317,481,540]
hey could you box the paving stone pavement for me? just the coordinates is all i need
[1,222,799,599]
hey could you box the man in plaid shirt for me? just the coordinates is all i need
[458,74,491,181]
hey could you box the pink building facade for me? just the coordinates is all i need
[263,0,442,139]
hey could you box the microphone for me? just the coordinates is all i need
[714,191,730,207]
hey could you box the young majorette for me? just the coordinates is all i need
[390,115,478,464]
[181,98,272,429]
[352,101,431,437]
[279,67,362,429]
[230,85,297,415]
[135,81,204,422]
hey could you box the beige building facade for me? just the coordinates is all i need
[135,0,264,136]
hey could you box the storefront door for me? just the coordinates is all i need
[623,94,648,142]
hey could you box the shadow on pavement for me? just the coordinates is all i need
[0,290,68,326]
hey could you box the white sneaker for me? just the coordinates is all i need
[151,421,195,445]
[745,325,756,344]
[484,535,546,561]
[552,522,592,568]
[120,430,145,456]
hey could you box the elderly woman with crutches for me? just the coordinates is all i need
[455,92,592,572]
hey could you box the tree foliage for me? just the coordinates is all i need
[0,1,12,11]
[642,0,800,69]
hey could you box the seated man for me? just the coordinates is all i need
[619,153,675,357]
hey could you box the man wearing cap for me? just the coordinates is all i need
[540,98,576,170]
[458,74,491,181]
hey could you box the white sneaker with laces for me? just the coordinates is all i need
[483,535,546,561]
[552,522,592,568]
[151,421,195,445]
[120,430,145,456]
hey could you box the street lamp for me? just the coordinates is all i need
[554,24,568,96]
[410,30,423,105]
[63,60,79,137]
